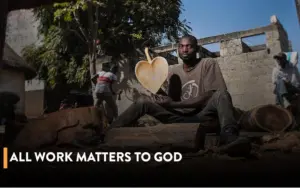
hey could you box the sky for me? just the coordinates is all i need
[179,0,299,60]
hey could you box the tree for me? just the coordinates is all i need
[22,0,191,92]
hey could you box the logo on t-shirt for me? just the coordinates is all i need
[181,80,199,100]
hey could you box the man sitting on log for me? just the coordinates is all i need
[272,52,300,107]
[99,35,250,154]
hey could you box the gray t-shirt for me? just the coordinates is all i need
[167,58,227,114]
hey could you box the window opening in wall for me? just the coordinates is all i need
[201,43,220,58]
[241,34,266,52]
[170,51,177,56]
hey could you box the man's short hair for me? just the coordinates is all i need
[180,34,198,47]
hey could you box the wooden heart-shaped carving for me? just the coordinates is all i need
[135,48,169,94]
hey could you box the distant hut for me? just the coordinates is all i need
[0,43,36,115]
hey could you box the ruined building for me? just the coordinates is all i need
[4,10,293,114]
[153,15,292,110]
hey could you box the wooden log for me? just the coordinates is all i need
[13,107,107,149]
[103,123,218,152]
[103,124,269,152]
[260,132,300,152]
[240,104,294,133]
[105,123,198,145]
[286,95,300,127]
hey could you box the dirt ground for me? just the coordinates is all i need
[1,147,300,186]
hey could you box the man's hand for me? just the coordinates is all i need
[151,94,173,107]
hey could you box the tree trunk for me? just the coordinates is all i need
[89,58,97,105]
[87,0,98,105]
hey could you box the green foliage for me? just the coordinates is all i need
[23,0,191,90]
[22,26,89,89]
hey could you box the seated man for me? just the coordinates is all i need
[101,35,250,153]
[272,52,300,107]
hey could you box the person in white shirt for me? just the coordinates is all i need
[272,52,300,106]
[92,65,119,123]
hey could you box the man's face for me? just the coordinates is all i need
[178,38,197,63]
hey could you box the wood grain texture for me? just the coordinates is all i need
[135,57,169,94]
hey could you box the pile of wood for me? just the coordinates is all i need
[260,132,300,152]
[13,106,107,149]
[239,104,295,133]
[5,103,299,155]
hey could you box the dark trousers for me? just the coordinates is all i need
[110,90,238,133]
[274,79,300,107]
[95,93,118,122]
